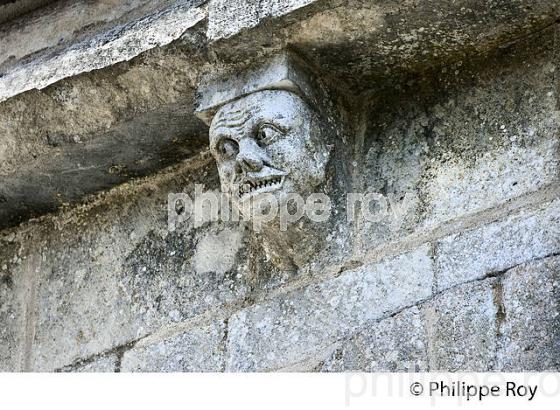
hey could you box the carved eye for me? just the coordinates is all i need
[218,138,239,160]
[256,124,282,146]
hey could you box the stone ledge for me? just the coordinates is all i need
[0,0,208,102]
[2,0,558,101]
[0,0,558,229]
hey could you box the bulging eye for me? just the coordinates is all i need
[218,138,239,160]
[256,124,282,146]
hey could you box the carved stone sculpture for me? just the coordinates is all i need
[196,53,348,269]
[209,89,331,216]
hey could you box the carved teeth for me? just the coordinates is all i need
[239,176,283,198]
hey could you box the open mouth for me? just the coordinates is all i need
[237,175,285,200]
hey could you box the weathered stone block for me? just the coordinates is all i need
[207,0,316,40]
[423,139,559,228]
[0,1,207,102]
[435,199,560,291]
[422,279,498,371]
[207,0,260,40]
[31,226,249,371]
[497,255,560,371]
[193,228,244,274]
[60,354,118,373]
[259,0,316,19]
[226,245,434,371]
[0,0,157,69]
[121,320,225,372]
[0,237,29,372]
[320,306,428,372]
[28,163,253,371]
[0,270,24,371]
[359,29,560,251]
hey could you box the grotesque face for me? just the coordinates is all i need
[209,90,331,214]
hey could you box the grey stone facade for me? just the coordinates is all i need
[0,0,559,372]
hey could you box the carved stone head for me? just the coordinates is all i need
[209,89,332,216]
[197,53,348,269]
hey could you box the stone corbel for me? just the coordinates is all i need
[194,52,350,270]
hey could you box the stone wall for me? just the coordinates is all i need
[0,0,559,372]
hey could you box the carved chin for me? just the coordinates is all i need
[235,175,286,202]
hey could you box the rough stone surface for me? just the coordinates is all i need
[423,279,499,372]
[1,0,559,231]
[320,306,429,372]
[0,242,26,372]
[1,0,559,374]
[1,0,154,70]
[3,0,558,99]
[14,156,253,371]
[0,0,56,25]
[209,0,559,94]
[226,246,433,371]
[193,229,244,275]
[207,0,260,41]
[121,320,225,372]
[0,234,35,372]
[0,103,209,230]
[497,255,560,371]
[208,0,317,40]
[0,1,210,230]
[60,354,119,373]
[0,0,207,101]
[435,199,560,291]
[358,26,560,251]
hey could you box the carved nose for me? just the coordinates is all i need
[236,141,264,173]
[236,153,263,172]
